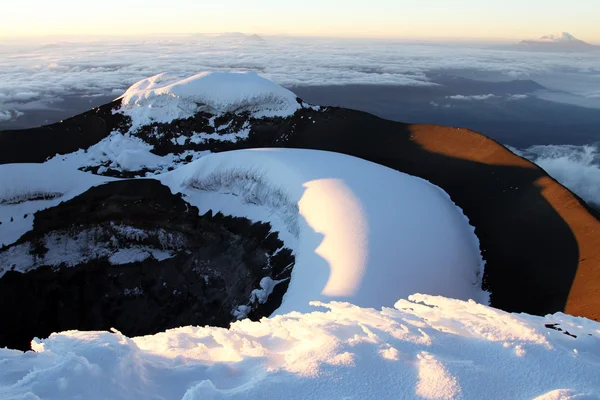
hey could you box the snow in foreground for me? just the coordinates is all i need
[1,294,598,400]
[118,72,302,127]
[159,149,488,314]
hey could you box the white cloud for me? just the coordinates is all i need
[12,91,40,101]
[511,144,600,206]
[0,111,11,122]
[447,94,497,100]
[0,109,24,122]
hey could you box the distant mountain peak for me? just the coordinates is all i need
[215,32,264,41]
[520,32,591,46]
[538,32,580,42]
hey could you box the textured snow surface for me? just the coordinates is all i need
[119,72,302,126]
[1,295,599,400]
[159,148,488,313]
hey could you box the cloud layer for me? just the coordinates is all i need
[510,144,600,207]
[447,94,498,100]
[1,36,599,120]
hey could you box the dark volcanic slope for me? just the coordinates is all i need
[282,108,600,320]
[2,104,599,320]
[0,100,127,164]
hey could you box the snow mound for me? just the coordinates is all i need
[159,148,488,314]
[118,72,301,126]
[2,295,598,399]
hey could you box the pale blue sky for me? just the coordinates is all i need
[2,0,599,42]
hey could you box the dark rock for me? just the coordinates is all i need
[545,323,578,338]
[0,179,294,351]
[0,100,130,164]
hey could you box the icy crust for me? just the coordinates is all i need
[159,148,488,313]
[1,295,598,400]
[118,72,302,127]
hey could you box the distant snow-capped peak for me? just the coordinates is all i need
[521,32,591,45]
[538,32,579,42]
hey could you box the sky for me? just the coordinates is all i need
[1,0,599,42]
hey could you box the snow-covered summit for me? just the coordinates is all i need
[118,72,301,126]
[538,32,581,43]
[520,32,592,47]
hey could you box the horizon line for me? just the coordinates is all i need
[1,32,598,45]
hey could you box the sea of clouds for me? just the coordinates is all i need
[1,35,599,119]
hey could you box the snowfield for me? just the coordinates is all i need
[119,72,302,127]
[159,149,489,313]
[1,295,599,400]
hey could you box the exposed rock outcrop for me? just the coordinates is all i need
[0,179,293,350]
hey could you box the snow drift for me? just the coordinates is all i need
[118,72,302,126]
[1,295,598,400]
[159,148,488,313]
